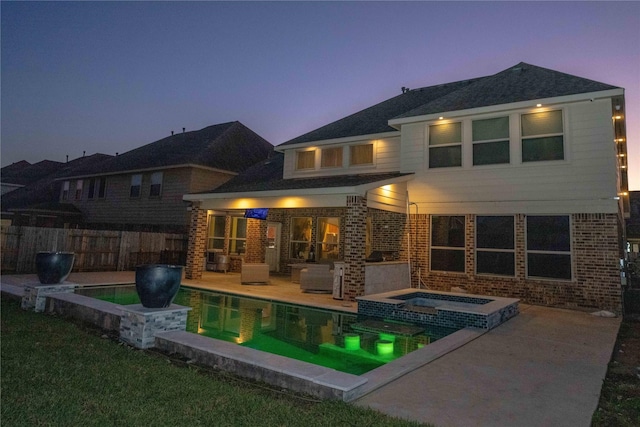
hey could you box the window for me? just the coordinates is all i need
[430,215,465,272]
[526,215,571,280]
[229,217,247,254]
[61,181,70,201]
[207,216,226,250]
[290,217,312,259]
[88,178,106,199]
[130,174,142,198]
[150,172,163,197]
[350,144,373,166]
[473,117,510,165]
[296,150,315,170]
[476,216,515,276]
[429,122,462,168]
[75,180,83,200]
[521,110,564,162]
[317,217,340,260]
[321,147,343,168]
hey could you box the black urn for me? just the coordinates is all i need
[135,264,183,308]
[35,252,75,284]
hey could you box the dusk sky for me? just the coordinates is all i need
[2,2,639,187]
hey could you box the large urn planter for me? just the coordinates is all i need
[135,264,183,308]
[35,251,75,284]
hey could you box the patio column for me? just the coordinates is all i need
[185,202,207,280]
[343,195,367,300]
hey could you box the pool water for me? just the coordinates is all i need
[77,285,457,375]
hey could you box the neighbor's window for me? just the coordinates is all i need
[87,178,106,199]
[350,144,374,166]
[207,216,226,250]
[149,172,163,197]
[61,181,70,201]
[526,215,571,280]
[75,180,84,200]
[430,215,465,272]
[476,216,515,276]
[521,110,564,162]
[321,147,343,168]
[317,217,340,260]
[473,116,510,166]
[130,174,142,198]
[429,122,462,168]
[296,150,315,170]
[229,217,247,255]
[290,217,312,259]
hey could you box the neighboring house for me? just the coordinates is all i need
[1,155,112,227]
[183,62,628,313]
[56,122,273,233]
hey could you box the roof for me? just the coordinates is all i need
[1,160,63,186]
[59,121,273,178]
[279,62,620,147]
[194,152,411,194]
[1,154,113,211]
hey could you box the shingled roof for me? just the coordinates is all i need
[279,62,620,147]
[195,152,411,194]
[59,121,273,178]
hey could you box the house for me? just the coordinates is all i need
[183,63,628,312]
[1,155,113,228]
[55,121,273,233]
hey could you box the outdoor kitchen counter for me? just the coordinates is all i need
[364,261,410,294]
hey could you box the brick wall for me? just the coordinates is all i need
[410,213,622,312]
[344,196,367,300]
[185,204,207,279]
[245,219,267,263]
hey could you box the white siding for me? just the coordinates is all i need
[402,99,619,214]
[367,182,408,213]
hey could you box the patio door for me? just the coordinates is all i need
[265,222,281,272]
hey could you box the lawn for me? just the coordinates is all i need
[0,298,424,427]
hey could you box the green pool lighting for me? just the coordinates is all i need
[376,339,394,356]
[344,333,360,350]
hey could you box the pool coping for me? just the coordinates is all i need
[1,281,487,402]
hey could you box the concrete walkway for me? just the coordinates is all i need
[355,304,621,427]
[1,272,621,426]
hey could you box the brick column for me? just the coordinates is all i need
[344,195,367,300]
[244,219,267,263]
[185,203,207,280]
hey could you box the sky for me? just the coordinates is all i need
[2,1,639,187]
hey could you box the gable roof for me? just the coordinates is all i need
[59,121,273,178]
[279,62,620,147]
[1,160,64,186]
[191,152,411,195]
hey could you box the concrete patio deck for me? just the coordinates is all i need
[1,270,621,426]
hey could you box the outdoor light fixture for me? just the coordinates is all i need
[376,340,394,356]
[536,103,542,107]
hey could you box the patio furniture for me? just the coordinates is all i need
[241,263,270,284]
[300,263,333,293]
[288,263,307,283]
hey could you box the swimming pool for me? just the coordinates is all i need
[76,285,457,375]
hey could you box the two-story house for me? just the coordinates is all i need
[57,121,273,233]
[183,63,628,312]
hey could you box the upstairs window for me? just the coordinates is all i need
[321,147,343,168]
[88,178,106,199]
[473,117,510,166]
[296,150,315,170]
[476,216,515,276]
[350,144,373,166]
[150,172,163,197]
[130,174,142,198]
[75,180,83,200]
[521,110,564,162]
[429,122,462,168]
[430,215,465,272]
[61,181,70,201]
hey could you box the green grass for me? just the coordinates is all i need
[1,298,426,427]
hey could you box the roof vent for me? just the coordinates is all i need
[183,127,185,133]
[401,87,411,94]
[512,66,523,74]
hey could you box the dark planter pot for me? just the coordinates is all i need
[35,252,75,284]
[135,264,183,308]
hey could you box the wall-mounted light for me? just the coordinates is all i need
[438,116,444,120]
[536,103,542,107]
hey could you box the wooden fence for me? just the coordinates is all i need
[1,226,187,274]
